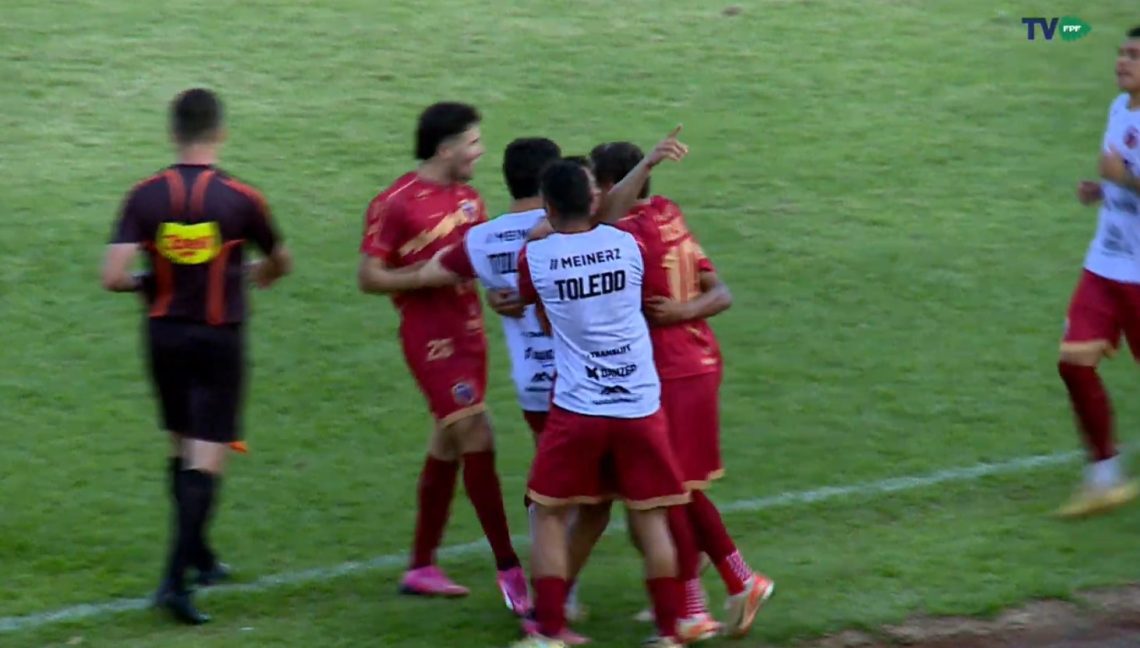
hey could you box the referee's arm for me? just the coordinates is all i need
[245,193,292,289]
[102,245,143,292]
[102,192,146,293]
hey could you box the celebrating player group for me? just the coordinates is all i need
[99,24,1140,648]
[357,104,773,647]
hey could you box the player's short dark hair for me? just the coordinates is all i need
[561,155,594,172]
[541,160,593,220]
[170,88,223,144]
[502,138,562,199]
[1129,26,1140,39]
[590,141,649,199]
[415,102,481,160]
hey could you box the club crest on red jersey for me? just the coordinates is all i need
[460,200,479,220]
[452,381,476,406]
[1126,127,1139,149]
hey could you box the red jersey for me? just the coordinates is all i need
[616,196,721,380]
[360,171,488,353]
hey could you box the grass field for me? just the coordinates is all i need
[4,1,1140,646]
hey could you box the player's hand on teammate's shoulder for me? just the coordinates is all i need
[647,125,689,168]
[644,295,694,326]
[486,290,525,318]
[405,246,455,289]
[1077,180,1104,206]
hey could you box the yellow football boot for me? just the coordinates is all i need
[1056,480,1139,518]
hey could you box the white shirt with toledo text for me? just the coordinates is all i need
[1085,93,1140,283]
[522,225,660,419]
[464,209,555,412]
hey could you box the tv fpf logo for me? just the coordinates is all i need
[1021,16,1090,41]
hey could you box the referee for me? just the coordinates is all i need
[101,88,292,624]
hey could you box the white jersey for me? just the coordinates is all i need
[464,209,554,412]
[522,225,660,419]
[1085,94,1140,283]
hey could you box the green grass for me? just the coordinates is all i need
[3,0,1140,646]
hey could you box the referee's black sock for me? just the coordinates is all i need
[165,469,216,592]
[165,458,183,548]
[164,457,184,582]
[170,457,219,571]
[195,476,220,571]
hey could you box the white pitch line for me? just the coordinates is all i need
[0,449,1081,635]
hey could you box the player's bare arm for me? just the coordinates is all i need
[1100,148,1140,192]
[597,125,689,225]
[357,256,432,294]
[526,218,554,242]
[644,271,732,326]
[101,243,143,292]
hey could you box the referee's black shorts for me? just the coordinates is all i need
[146,318,245,443]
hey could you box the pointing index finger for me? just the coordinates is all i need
[667,124,683,139]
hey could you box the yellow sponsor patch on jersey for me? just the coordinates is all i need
[157,221,220,264]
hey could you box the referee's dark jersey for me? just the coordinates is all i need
[111,163,281,442]
[112,163,280,325]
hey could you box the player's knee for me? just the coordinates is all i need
[184,440,228,475]
[427,428,459,461]
[449,413,493,453]
[1059,348,1102,368]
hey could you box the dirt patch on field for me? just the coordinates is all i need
[785,585,1140,648]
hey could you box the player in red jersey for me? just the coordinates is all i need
[356,102,528,614]
[1055,26,1140,517]
[590,141,774,639]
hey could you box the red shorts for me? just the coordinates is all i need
[1062,269,1140,360]
[662,371,724,489]
[522,410,548,440]
[526,405,689,511]
[402,335,487,426]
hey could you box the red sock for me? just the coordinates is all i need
[533,577,568,637]
[462,451,520,570]
[1059,362,1116,461]
[646,577,683,640]
[410,456,459,569]
[718,551,754,596]
[667,506,705,616]
[688,491,749,595]
[683,579,706,618]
